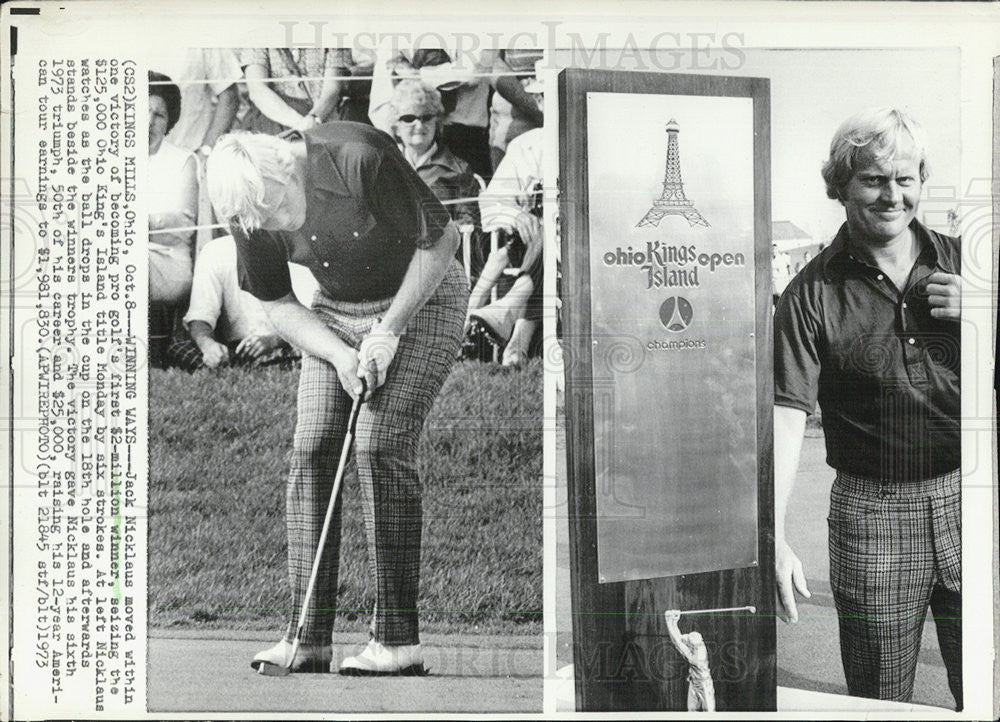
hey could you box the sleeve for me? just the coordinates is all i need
[366,148,451,250]
[773,285,822,414]
[149,153,198,248]
[238,48,268,72]
[489,51,512,89]
[231,225,293,302]
[479,132,536,231]
[419,60,478,89]
[183,243,225,330]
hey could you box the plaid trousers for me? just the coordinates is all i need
[284,261,467,646]
[828,468,962,708]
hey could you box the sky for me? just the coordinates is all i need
[555,47,962,244]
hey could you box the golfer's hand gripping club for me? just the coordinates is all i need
[357,327,400,397]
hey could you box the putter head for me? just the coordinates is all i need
[256,661,292,677]
[251,637,300,676]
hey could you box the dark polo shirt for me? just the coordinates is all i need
[232,122,451,302]
[774,219,960,482]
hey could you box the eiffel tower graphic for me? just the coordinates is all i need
[636,119,710,229]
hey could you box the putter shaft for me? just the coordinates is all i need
[283,381,367,673]
[669,605,757,617]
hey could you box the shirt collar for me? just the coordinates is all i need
[821,218,951,280]
[403,142,438,170]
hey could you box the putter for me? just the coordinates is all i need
[257,378,367,676]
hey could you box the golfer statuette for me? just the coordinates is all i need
[664,610,716,712]
[560,69,773,711]
[206,122,468,676]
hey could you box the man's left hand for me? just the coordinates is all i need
[926,272,961,320]
[293,113,319,132]
[357,328,400,397]
[235,333,282,360]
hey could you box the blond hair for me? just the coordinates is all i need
[205,132,296,233]
[821,107,929,201]
[390,80,445,139]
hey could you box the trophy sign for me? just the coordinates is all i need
[560,69,775,711]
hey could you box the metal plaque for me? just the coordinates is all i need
[587,92,759,582]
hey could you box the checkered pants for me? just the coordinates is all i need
[284,262,467,646]
[828,468,962,708]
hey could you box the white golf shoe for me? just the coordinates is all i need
[338,640,426,676]
[250,639,333,673]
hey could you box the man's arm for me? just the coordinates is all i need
[664,611,696,664]
[200,50,242,150]
[244,63,310,130]
[149,155,198,244]
[495,75,543,126]
[233,331,283,361]
[183,243,230,368]
[379,222,460,337]
[492,51,543,126]
[199,84,238,150]
[309,53,351,122]
[309,68,349,122]
[261,293,365,398]
[188,320,229,369]
[479,131,540,231]
[355,223,460,397]
[774,404,812,623]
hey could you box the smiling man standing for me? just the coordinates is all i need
[772,108,962,708]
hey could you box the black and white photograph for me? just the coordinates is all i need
[142,45,544,713]
[2,3,997,720]
[551,42,994,715]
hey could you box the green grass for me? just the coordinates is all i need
[149,359,542,636]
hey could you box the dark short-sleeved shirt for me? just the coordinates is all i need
[232,122,451,302]
[774,219,960,482]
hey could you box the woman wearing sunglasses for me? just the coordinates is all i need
[391,80,481,239]
[205,121,467,676]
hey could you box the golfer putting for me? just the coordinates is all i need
[206,122,468,675]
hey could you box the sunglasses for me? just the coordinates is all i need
[398,113,437,125]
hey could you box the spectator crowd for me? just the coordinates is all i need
[147,47,546,371]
